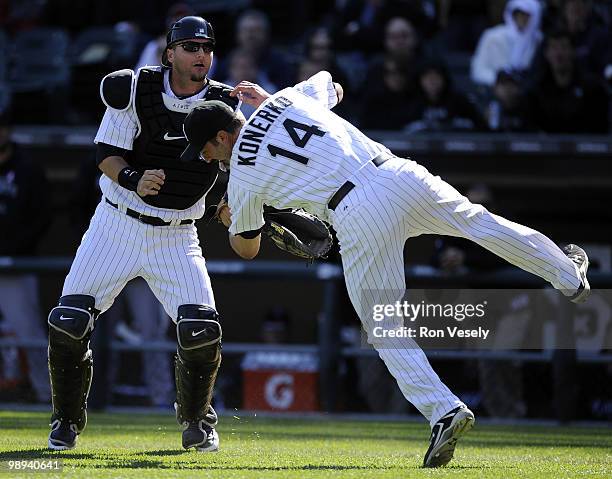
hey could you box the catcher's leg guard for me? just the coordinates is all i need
[174,304,221,426]
[48,295,98,432]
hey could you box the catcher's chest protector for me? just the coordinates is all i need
[130,69,219,210]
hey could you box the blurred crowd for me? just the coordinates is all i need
[0,0,611,133]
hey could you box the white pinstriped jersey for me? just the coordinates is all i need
[225,72,584,426]
[228,71,389,235]
[94,67,215,221]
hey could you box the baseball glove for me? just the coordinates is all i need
[262,208,333,262]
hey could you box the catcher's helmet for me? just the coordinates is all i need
[161,16,215,67]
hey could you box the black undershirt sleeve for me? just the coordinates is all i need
[96,143,129,166]
[237,227,263,239]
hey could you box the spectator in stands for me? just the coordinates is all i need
[471,0,543,86]
[485,69,534,132]
[331,0,393,53]
[558,0,610,78]
[302,27,350,91]
[527,29,609,133]
[359,57,415,130]
[218,9,292,88]
[405,59,487,133]
[433,0,490,52]
[363,16,424,90]
[332,0,435,53]
[135,3,194,72]
[0,109,51,403]
[223,49,277,119]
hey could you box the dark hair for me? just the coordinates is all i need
[303,26,334,57]
[209,116,243,145]
[543,27,573,48]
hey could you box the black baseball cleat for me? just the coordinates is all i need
[48,419,79,451]
[423,405,475,468]
[563,244,590,304]
[182,419,219,452]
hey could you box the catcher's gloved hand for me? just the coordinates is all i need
[263,208,333,262]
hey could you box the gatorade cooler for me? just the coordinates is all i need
[241,351,319,411]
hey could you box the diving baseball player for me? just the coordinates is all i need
[180,71,590,467]
[47,16,236,452]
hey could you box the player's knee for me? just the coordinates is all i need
[176,304,221,362]
[48,295,98,344]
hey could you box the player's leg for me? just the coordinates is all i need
[335,203,465,425]
[332,181,474,467]
[174,304,221,451]
[47,294,97,450]
[387,160,586,298]
[48,202,141,450]
[143,225,220,451]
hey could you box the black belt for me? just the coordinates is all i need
[328,153,392,211]
[105,199,193,226]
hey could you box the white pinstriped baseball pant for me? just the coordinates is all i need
[329,157,581,426]
[63,200,215,320]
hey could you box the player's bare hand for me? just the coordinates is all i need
[137,169,165,197]
[230,82,270,107]
[216,198,231,228]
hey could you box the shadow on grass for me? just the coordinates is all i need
[142,450,189,456]
[0,449,65,460]
[82,464,390,471]
[0,450,402,471]
[0,449,425,471]
[0,449,121,461]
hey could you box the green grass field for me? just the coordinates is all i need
[0,410,610,478]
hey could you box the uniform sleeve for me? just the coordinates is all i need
[93,106,139,150]
[228,182,265,236]
[292,71,338,110]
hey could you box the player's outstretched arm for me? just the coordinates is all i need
[230,81,271,108]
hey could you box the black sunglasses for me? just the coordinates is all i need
[178,41,214,54]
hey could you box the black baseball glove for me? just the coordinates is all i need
[204,196,333,262]
[262,208,333,262]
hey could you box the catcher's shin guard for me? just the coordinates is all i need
[47,295,98,432]
[174,304,222,425]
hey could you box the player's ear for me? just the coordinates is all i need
[166,47,174,64]
[217,130,230,145]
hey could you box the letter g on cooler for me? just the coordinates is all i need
[264,373,294,409]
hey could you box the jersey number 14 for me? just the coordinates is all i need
[267,119,326,165]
